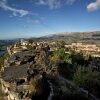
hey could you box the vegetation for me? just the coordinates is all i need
[0,56,5,70]
[49,45,100,98]
[73,65,100,98]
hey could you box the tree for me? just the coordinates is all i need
[51,48,65,61]
[28,39,33,44]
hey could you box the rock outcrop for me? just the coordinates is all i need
[1,40,99,100]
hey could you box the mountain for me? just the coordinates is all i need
[38,31,100,46]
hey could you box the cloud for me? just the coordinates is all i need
[32,19,41,24]
[65,0,75,5]
[36,0,75,9]
[26,17,41,25]
[36,0,60,9]
[0,0,29,17]
[87,0,100,11]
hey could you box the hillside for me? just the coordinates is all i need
[36,31,100,46]
[0,40,100,100]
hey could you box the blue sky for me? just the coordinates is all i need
[0,0,100,39]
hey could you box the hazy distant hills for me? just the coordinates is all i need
[0,40,18,51]
[45,31,100,40]
[0,31,100,47]
[38,31,100,46]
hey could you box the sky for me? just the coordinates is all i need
[0,0,100,39]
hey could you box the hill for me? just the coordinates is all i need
[36,31,100,46]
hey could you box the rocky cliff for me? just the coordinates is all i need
[0,40,99,100]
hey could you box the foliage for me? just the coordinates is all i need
[35,50,48,68]
[55,48,65,59]
[0,56,4,70]
[50,48,72,63]
[50,48,64,61]
[58,61,74,79]
[72,53,89,66]
[28,39,33,44]
[55,41,65,48]
[64,55,72,64]
[73,65,100,98]
[0,52,9,70]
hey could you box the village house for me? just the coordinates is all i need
[65,43,100,57]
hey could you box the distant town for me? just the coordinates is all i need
[7,39,100,57]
